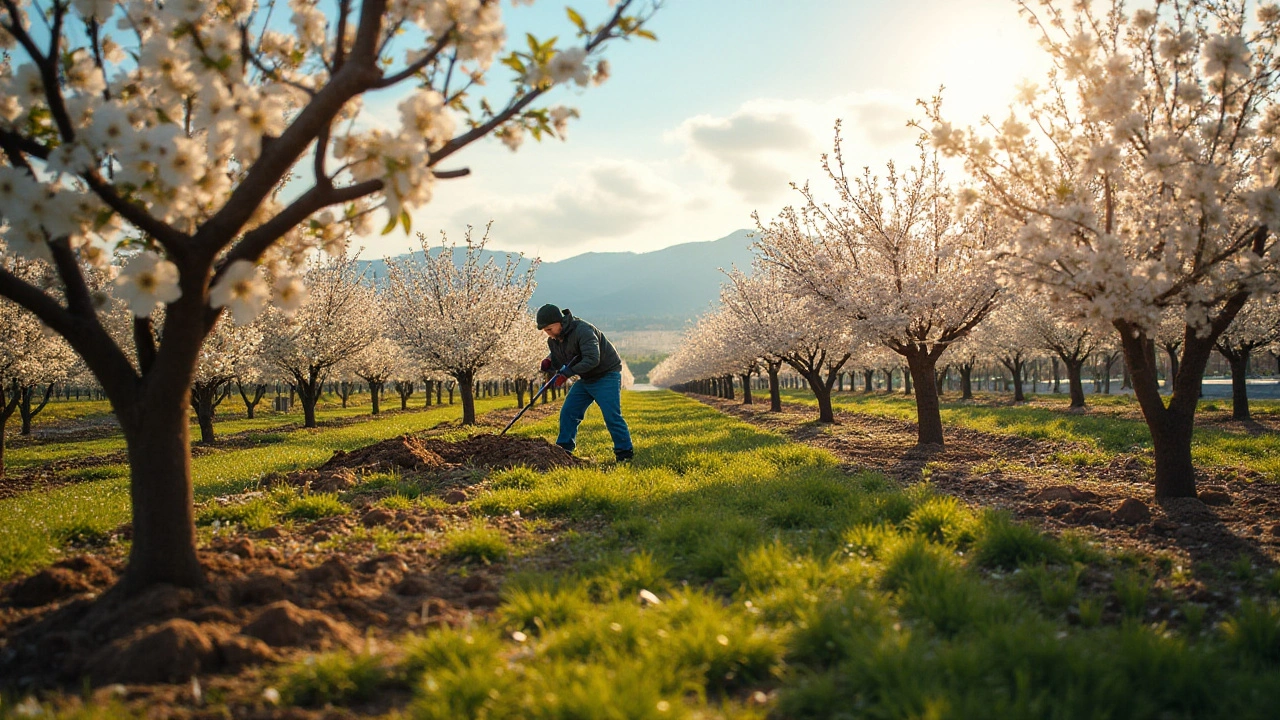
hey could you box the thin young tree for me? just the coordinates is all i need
[385,226,537,425]
[192,317,262,443]
[926,1,1280,497]
[1215,295,1280,420]
[262,255,381,428]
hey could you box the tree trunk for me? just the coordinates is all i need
[1065,358,1086,409]
[1001,357,1026,402]
[906,351,944,445]
[118,386,204,591]
[767,363,782,412]
[515,379,526,407]
[1052,357,1061,393]
[863,369,873,392]
[959,364,974,400]
[741,373,753,404]
[0,385,16,478]
[807,373,835,423]
[192,382,221,445]
[237,381,267,419]
[455,371,476,425]
[1117,317,1238,499]
[369,381,383,415]
[1226,352,1251,421]
[902,366,913,395]
[294,368,323,428]
[18,382,54,436]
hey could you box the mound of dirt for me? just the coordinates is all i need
[419,434,583,471]
[241,600,360,650]
[86,619,217,684]
[322,435,448,472]
[7,556,117,607]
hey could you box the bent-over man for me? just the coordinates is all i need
[537,303,634,462]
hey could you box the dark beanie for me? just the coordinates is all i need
[536,303,564,329]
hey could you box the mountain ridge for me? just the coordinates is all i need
[358,229,756,331]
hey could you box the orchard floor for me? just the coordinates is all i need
[696,393,1280,604]
[2,390,1280,718]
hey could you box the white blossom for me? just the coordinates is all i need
[114,251,181,317]
[210,260,270,325]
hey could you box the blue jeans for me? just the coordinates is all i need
[556,372,632,453]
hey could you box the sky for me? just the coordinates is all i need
[360,0,1053,262]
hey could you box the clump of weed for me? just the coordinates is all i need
[280,650,392,706]
[499,585,592,635]
[198,497,277,530]
[281,492,347,521]
[441,523,509,563]
[971,511,1064,569]
[1077,597,1105,627]
[1113,570,1151,619]
[1022,562,1081,613]
[1220,600,1280,664]
[904,495,975,546]
[52,521,112,547]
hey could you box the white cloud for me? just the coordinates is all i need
[669,93,922,205]
[440,159,679,253]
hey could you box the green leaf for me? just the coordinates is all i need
[566,7,587,32]
[400,210,412,234]
[634,28,657,41]
[381,213,399,235]
[526,33,540,54]
[501,55,527,74]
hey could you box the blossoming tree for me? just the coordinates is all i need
[262,255,381,427]
[926,0,1280,497]
[192,316,262,443]
[1026,297,1104,409]
[756,136,1002,445]
[0,0,657,589]
[1214,294,1280,420]
[343,335,410,416]
[385,227,536,425]
[0,255,73,475]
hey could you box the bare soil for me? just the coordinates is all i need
[696,395,1280,605]
[0,430,587,716]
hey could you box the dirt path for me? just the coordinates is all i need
[695,394,1280,584]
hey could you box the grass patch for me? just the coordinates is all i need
[279,650,395,706]
[281,492,347,521]
[0,396,515,579]
[389,391,1280,718]
[440,523,510,564]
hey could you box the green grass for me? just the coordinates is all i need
[440,523,510,563]
[782,389,1280,480]
[385,391,1280,718]
[0,396,515,578]
[7,390,1280,717]
[2,391,424,472]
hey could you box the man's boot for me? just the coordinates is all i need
[615,448,634,462]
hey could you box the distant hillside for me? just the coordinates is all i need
[361,229,757,331]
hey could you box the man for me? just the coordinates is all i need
[537,303,634,462]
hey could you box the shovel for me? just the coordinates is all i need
[499,359,576,436]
